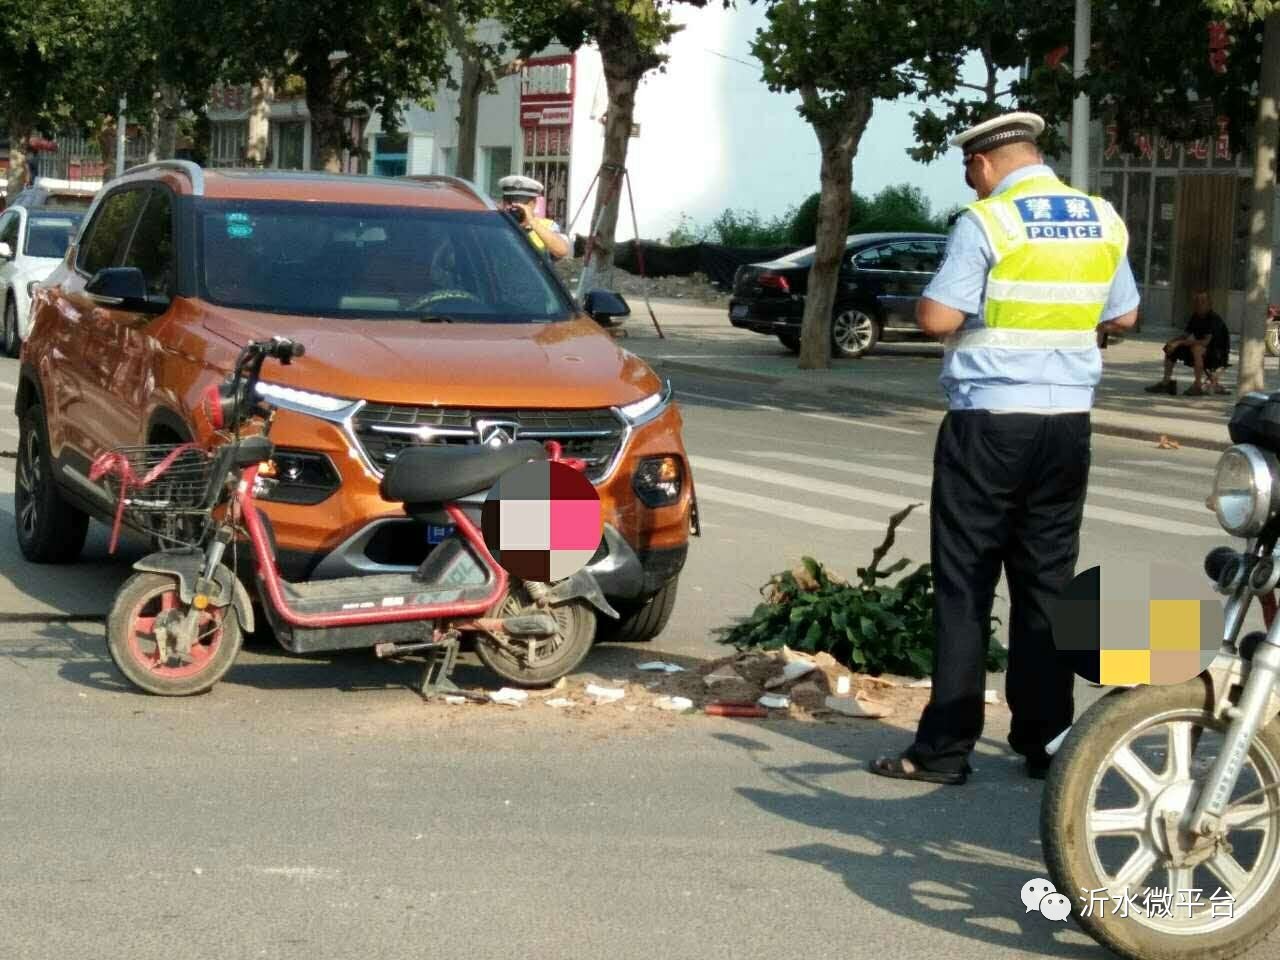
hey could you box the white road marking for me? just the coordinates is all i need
[678,389,924,435]
[678,390,783,412]
[691,455,924,513]
[1116,458,1218,478]
[795,411,922,436]
[724,450,1222,537]
[742,450,1210,517]
[692,482,897,532]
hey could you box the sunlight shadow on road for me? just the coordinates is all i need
[713,730,1103,958]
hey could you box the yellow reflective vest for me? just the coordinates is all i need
[959,174,1128,350]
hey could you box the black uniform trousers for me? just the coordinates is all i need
[910,410,1090,775]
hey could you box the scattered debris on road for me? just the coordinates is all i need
[1157,435,1181,450]
[637,661,685,673]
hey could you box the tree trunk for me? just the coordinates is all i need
[305,59,347,173]
[1238,10,1280,396]
[799,90,873,370]
[157,85,181,160]
[577,66,640,299]
[6,118,30,200]
[455,56,483,181]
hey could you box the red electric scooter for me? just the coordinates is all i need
[92,337,617,698]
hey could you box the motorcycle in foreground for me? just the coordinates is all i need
[1263,304,1280,358]
[1041,391,1280,959]
[92,337,617,698]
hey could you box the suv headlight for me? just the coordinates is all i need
[618,382,673,427]
[1213,444,1279,537]
[633,455,683,507]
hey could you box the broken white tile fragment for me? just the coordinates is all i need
[585,683,626,703]
[489,688,529,706]
[637,661,685,673]
[758,694,791,710]
[824,695,892,719]
[653,696,694,712]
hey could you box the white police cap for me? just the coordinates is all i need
[951,111,1046,157]
[499,175,544,199]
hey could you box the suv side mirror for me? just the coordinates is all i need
[85,267,169,315]
[583,289,630,323]
[0,241,12,260]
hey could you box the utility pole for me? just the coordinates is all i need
[1070,0,1091,191]
[116,96,128,178]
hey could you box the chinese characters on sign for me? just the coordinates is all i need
[1080,887,1235,920]
[1102,120,1234,167]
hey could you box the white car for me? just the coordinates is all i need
[0,205,86,357]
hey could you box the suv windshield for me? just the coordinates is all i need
[194,199,573,323]
[26,209,85,259]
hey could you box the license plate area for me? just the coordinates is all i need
[731,304,748,318]
[426,523,455,545]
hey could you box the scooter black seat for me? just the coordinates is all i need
[381,440,547,504]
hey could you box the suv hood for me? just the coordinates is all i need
[202,308,662,408]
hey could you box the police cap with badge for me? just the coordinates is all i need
[951,111,1046,157]
[499,175,545,201]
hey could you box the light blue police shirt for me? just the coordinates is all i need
[924,164,1141,412]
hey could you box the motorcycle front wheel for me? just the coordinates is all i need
[106,572,243,696]
[474,587,596,687]
[1042,680,1280,960]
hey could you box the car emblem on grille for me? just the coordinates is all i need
[474,418,520,447]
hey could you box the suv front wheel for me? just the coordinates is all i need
[16,403,89,563]
[597,578,679,644]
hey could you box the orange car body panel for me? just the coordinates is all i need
[23,168,691,589]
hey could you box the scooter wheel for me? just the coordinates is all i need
[106,572,243,696]
[1041,679,1280,960]
[475,592,596,688]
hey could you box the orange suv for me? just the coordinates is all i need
[17,161,694,643]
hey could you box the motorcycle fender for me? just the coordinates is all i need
[544,570,620,620]
[1205,653,1280,725]
[132,550,255,634]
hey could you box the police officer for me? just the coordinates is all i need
[499,175,571,261]
[870,112,1140,786]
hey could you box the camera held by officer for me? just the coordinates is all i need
[498,175,570,261]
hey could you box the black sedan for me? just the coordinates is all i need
[728,232,947,358]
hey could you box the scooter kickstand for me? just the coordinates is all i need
[418,635,462,702]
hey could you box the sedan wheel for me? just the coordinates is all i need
[832,309,880,359]
[3,298,18,359]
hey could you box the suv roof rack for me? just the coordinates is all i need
[120,159,205,196]
[402,174,495,210]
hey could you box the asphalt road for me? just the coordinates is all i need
[0,353,1257,960]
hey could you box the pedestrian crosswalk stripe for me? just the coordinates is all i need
[1116,458,1218,478]
[677,390,924,435]
[741,450,1213,518]
[692,483,893,532]
[696,451,1222,538]
[690,456,923,513]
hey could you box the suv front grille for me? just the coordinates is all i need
[352,404,627,482]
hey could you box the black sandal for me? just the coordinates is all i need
[869,753,968,786]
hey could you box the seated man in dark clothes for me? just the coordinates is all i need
[1145,290,1230,396]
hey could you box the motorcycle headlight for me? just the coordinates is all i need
[1213,444,1280,537]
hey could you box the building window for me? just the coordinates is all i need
[482,146,513,200]
[273,120,307,170]
[372,133,408,177]
[210,121,247,168]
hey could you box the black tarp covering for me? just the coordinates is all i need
[572,237,803,289]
